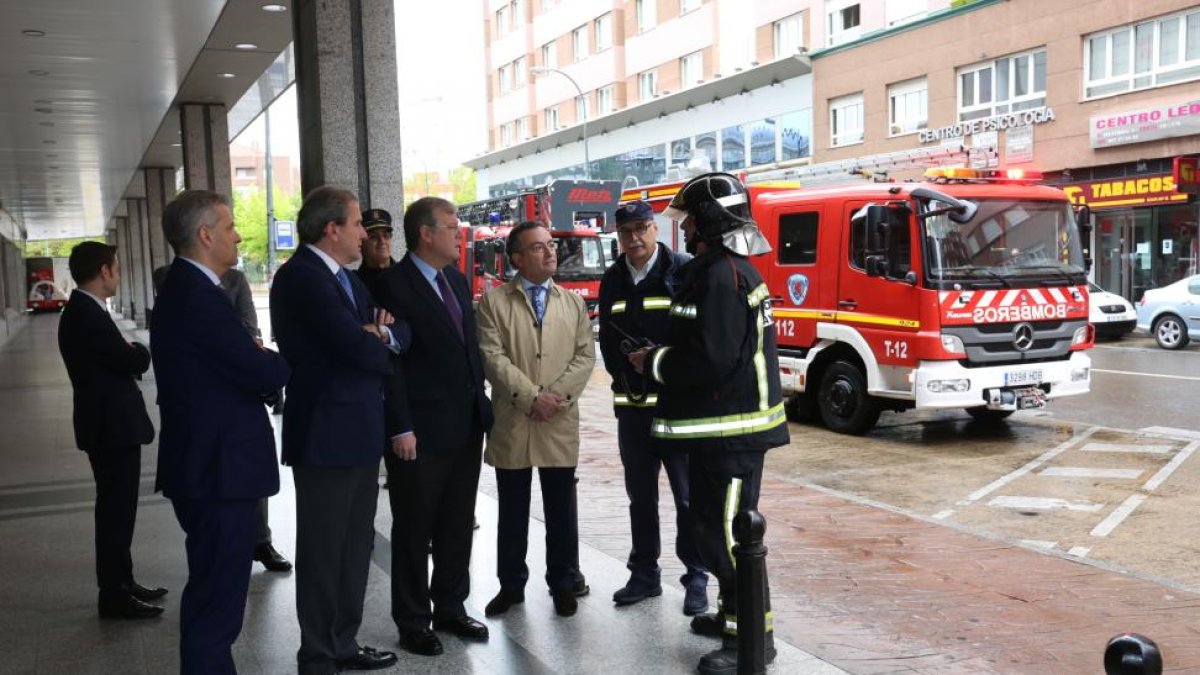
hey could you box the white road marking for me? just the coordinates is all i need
[1020,539,1057,550]
[1067,546,1091,557]
[988,496,1105,512]
[959,426,1099,505]
[932,509,954,520]
[1081,443,1174,454]
[1092,368,1200,382]
[1143,441,1200,491]
[1140,426,1200,442]
[1039,467,1143,479]
[1090,494,1147,537]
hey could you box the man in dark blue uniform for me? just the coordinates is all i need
[598,201,707,616]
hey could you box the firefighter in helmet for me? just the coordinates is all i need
[629,172,789,674]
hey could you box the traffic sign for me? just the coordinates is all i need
[275,220,296,249]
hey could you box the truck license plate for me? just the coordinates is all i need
[1004,369,1043,386]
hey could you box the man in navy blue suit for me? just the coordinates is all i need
[270,186,407,675]
[374,197,494,656]
[151,190,291,674]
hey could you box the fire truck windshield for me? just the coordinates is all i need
[921,198,1086,288]
[502,235,607,281]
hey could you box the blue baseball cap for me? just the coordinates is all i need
[615,200,654,225]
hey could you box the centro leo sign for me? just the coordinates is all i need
[1090,99,1200,148]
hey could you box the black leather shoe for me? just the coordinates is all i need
[683,583,709,616]
[484,589,524,617]
[397,629,443,656]
[254,543,293,572]
[573,571,590,597]
[551,590,577,617]
[696,644,776,675]
[433,615,489,641]
[612,579,663,606]
[337,645,400,669]
[690,612,724,638]
[98,592,164,620]
[121,582,167,602]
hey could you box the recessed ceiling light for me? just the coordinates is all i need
[261,4,287,12]
[170,143,181,147]
[217,72,236,79]
[22,29,46,37]
[234,43,258,50]
[29,69,49,77]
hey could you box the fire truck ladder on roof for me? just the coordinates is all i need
[744,144,999,185]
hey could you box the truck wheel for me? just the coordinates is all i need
[817,361,879,435]
[966,407,1014,424]
[1153,314,1190,350]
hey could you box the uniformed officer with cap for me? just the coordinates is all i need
[355,208,396,295]
[598,201,708,616]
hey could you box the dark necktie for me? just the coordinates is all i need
[436,271,464,341]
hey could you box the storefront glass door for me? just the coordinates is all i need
[1094,205,1199,302]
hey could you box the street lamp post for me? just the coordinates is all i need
[530,66,590,179]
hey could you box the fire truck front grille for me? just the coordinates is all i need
[943,319,1086,367]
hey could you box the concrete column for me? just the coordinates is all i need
[124,199,151,327]
[292,0,404,236]
[180,104,233,197]
[144,167,176,277]
[114,217,131,317]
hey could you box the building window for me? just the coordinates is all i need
[541,41,557,69]
[829,93,864,147]
[498,64,511,95]
[750,118,777,166]
[638,70,658,101]
[495,6,507,37]
[514,57,527,89]
[680,51,703,88]
[774,13,803,59]
[778,212,820,265]
[510,0,522,31]
[595,13,612,52]
[545,106,560,131]
[518,117,530,141]
[500,122,513,147]
[598,85,614,114]
[235,167,255,180]
[885,0,926,27]
[572,25,588,62]
[575,94,588,122]
[721,124,746,171]
[681,0,701,14]
[827,1,861,46]
[1085,8,1200,98]
[636,0,657,32]
[958,48,1046,120]
[888,77,927,136]
[541,0,557,9]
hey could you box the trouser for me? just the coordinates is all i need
[689,448,772,647]
[293,465,379,675]
[384,430,483,632]
[617,412,707,587]
[254,498,271,546]
[495,466,579,594]
[171,497,258,675]
[87,446,140,595]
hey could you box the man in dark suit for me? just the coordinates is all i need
[151,190,291,674]
[374,197,493,656]
[57,241,164,620]
[270,186,406,675]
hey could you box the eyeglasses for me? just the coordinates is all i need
[617,223,652,237]
[518,242,554,255]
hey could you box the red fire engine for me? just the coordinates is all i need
[458,179,622,316]
[25,256,69,312]
[621,156,1094,434]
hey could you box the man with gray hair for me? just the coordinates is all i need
[270,185,406,674]
[152,189,292,674]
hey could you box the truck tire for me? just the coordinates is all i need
[1153,314,1190,350]
[966,407,1014,423]
[817,360,880,435]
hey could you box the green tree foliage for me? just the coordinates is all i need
[22,236,105,258]
[402,166,478,207]
[450,166,477,205]
[232,187,301,267]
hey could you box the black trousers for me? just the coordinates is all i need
[384,430,483,632]
[495,466,578,594]
[293,465,379,675]
[86,445,140,595]
[254,498,272,546]
[618,412,706,587]
[689,448,772,645]
[171,497,257,675]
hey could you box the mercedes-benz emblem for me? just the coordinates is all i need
[1012,322,1035,351]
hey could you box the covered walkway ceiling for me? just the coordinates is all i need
[0,0,294,240]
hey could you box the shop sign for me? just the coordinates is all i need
[1090,100,1200,148]
[1006,125,1034,164]
[1174,156,1199,194]
[918,107,1056,144]
[1060,174,1189,209]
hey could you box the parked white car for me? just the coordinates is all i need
[1088,282,1136,339]
[1135,274,1200,350]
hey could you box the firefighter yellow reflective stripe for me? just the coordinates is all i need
[747,283,770,307]
[611,301,627,314]
[670,303,697,319]
[613,393,658,407]
[723,612,774,636]
[754,300,769,411]
[724,477,743,570]
[649,346,670,384]
[642,296,672,310]
[651,403,786,439]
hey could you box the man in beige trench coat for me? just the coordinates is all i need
[476,221,595,619]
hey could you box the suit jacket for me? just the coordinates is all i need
[151,260,291,500]
[57,291,155,453]
[374,254,493,454]
[270,245,397,467]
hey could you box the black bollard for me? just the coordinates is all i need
[1104,633,1162,675]
[733,510,768,675]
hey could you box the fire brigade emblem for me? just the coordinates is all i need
[787,273,809,306]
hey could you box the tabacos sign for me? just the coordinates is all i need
[1061,174,1188,209]
[919,107,1056,144]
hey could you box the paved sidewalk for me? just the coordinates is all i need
[490,368,1200,674]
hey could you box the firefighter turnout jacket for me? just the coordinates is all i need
[598,242,688,416]
[646,249,790,452]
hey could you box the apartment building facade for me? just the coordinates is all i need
[810,0,1200,300]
